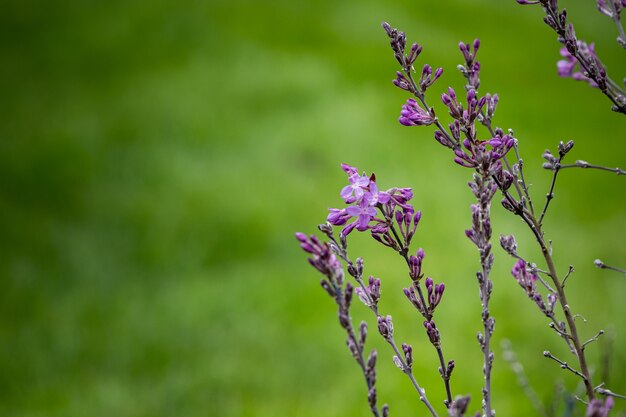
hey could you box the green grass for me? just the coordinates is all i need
[0,0,625,415]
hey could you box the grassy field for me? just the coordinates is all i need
[1,0,625,416]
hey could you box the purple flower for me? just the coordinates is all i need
[346,197,377,232]
[365,181,391,205]
[557,43,599,87]
[399,98,435,126]
[341,172,370,202]
[511,259,537,294]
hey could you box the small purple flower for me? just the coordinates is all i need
[341,172,371,202]
[366,181,391,205]
[399,98,435,126]
[346,197,377,232]
[511,259,537,294]
[557,43,599,87]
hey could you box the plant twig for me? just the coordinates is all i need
[594,259,626,275]
[544,350,588,381]
[559,161,626,176]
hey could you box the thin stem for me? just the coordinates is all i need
[596,386,626,400]
[539,155,562,226]
[582,330,605,350]
[347,322,382,417]
[543,350,588,381]
[595,259,626,275]
[495,176,596,399]
[562,265,574,288]
[383,211,454,407]
[559,162,626,176]
[513,141,536,217]
[502,340,548,417]
[535,221,596,400]
[389,336,440,417]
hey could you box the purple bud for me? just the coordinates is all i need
[423,320,440,345]
[377,315,394,340]
[499,234,517,256]
[402,342,413,368]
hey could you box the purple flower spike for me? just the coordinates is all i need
[399,98,435,126]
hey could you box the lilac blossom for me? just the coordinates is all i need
[516,0,626,113]
[557,43,600,87]
[510,259,556,318]
[341,172,371,202]
[327,164,414,240]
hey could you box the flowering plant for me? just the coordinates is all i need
[296,2,625,416]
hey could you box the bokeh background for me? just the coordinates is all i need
[1,0,625,416]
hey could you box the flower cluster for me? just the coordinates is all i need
[327,164,420,249]
[295,233,343,288]
[557,42,601,87]
[597,0,626,19]
[403,277,445,317]
[355,275,381,307]
[399,98,435,126]
[511,259,557,318]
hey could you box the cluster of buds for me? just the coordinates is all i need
[347,321,369,359]
[403,277,445,318]
[499,234,518,257]
[296,233,344,293]
[355,275,382,307]
[408,248,425,281]
[423,320,440,346]
[597,0,626,18]
[392,342,414,372]
[542,140,575,170]
[399,98,436,126]
[458,39,481,88]
[454,133,515,172]
[381,22,419,72]
[511,259,557,318]
[377,315,394,341]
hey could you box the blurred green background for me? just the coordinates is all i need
[1,0,625,416]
